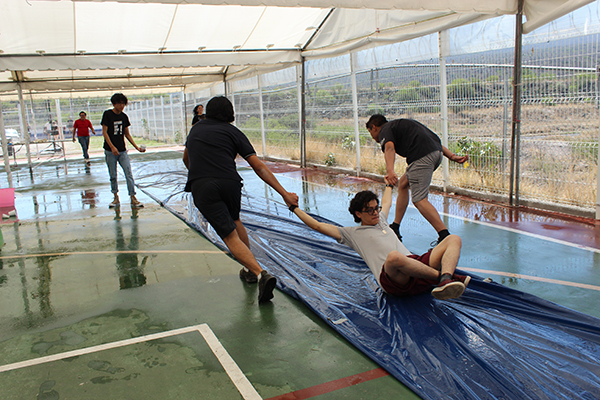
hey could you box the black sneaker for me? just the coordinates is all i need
[258,271,277,303]
[239,268,258,284]
[389,223,402,242]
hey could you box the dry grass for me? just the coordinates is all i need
[250,102,599,209]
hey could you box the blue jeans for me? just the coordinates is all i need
[78,136,90,159]
[105,150,136,196]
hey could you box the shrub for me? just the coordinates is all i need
[324,152,336,166]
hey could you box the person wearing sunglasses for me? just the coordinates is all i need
[289,180,469,300]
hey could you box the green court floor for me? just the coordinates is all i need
[1,150,599,399]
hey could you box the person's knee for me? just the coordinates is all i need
[441,234,462,248]
[398,175,409,190]
[385,251,408,267]
[222,227,240,245]
[412,197,429,208]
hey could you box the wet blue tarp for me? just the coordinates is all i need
[138,172,600,400]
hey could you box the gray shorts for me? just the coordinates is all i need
[405,151,443,203]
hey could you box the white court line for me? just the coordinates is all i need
[0,249,225,260]
[461,267,600,291]
[198,324,262,400]
[437,210,600,254]
[0,324,262,400]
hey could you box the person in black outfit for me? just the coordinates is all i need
[183,96,298,304]
[366,114,468,246]
[101,93,146,208]
[191,104,205,125]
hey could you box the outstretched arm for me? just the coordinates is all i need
[246,155,298,207]
[384,141,398,185]
[292,207,341,241]
[380,179,394,217]
[442,145,468,163]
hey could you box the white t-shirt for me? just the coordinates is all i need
[337,211,411,286]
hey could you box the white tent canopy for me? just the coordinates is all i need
[0,0,594,97]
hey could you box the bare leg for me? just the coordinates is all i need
[393,174,410,225]
[383,251,440,286]
[428,235,461,276]
[222,222,263,277]
[413,197,447,233]
[234,219,251,249]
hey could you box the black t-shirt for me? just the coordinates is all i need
[191,114,206,125]
[379,119,442,165]
[184,119,256,191]
[101,109,130,152]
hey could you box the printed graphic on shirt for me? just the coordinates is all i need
[113,121,123,135]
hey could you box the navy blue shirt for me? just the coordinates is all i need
[379,119,442,165]
[184,119,256,191]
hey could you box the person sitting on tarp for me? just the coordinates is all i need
[183,96,299,304]
[290,181,470,300]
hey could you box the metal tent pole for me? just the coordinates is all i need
[297,59,306,168]
[258,75,267,157]
[595,65,600,219]
[509,0,524,206]
[17,84,32,168]
[0,101,14,188]
[439,30,450,190]
[350,52,361,175]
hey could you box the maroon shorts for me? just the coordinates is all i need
[379,250,438,297]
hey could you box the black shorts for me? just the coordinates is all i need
[190,178,242,239]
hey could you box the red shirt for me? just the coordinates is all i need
[73,119,93,137]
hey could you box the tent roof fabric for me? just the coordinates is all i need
[0,0,593,97]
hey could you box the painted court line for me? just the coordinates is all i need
[197,324,262,400]
[461,267,600,291]
[438,211,600,254]
[264,367,389,400]
[0,324,262,400]
[0,249,225,260]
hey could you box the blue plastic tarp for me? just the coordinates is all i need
[139,173,600,400]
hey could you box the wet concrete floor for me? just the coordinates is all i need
[0,149,599,399]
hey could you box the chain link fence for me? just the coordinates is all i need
[229,4,600,216]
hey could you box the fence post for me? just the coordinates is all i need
[231,85,237,127]
[258,74,266,157]
[160,96,166,142]
[29,92,38,141]
[297,60,306,168]
[596,65,600,219]
[509,0,524,206]
[145,99,151,139]
[152,98,158,141]
[0,102,14,188]
[439,30,449,190]
[350,52,361,175]
[180,90,186,137]
[18,84,32,167]
[170,94,176,142]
